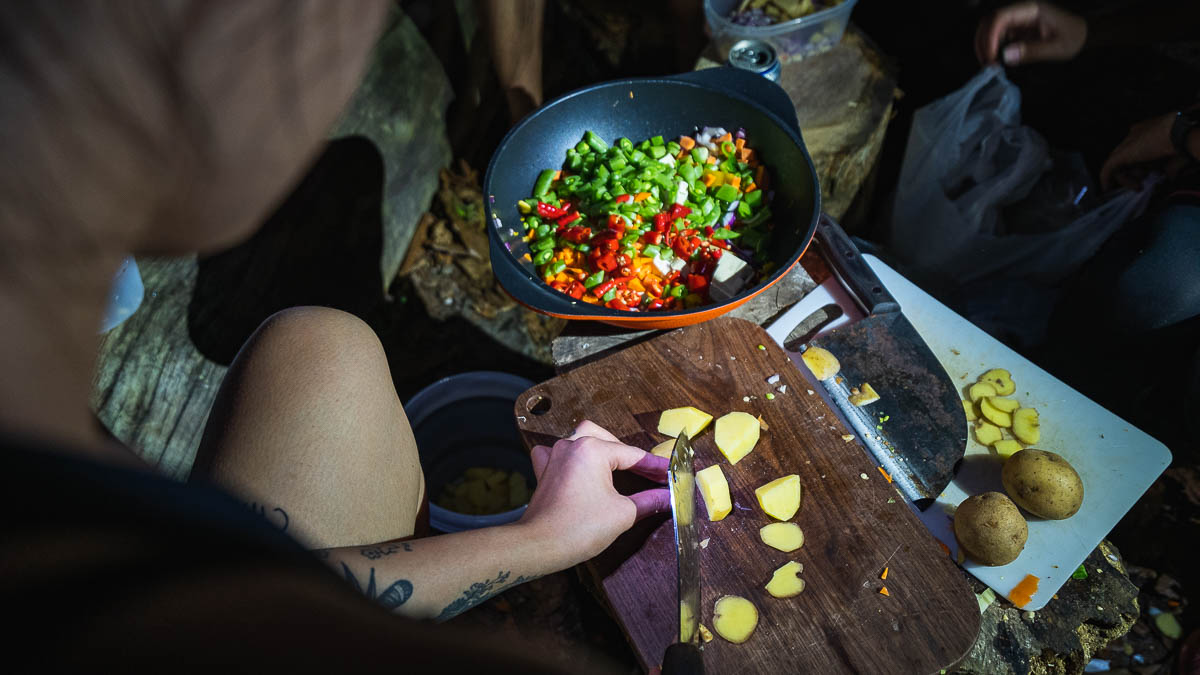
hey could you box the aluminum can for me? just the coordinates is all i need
[728,39,781,82]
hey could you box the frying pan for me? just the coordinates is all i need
[484,67,821,329]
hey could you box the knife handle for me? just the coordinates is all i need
[815,216,900,316]
[662,643,704,675]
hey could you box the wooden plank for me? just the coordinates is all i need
[516,317,979,674]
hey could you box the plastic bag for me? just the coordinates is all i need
[889,66,1155,287]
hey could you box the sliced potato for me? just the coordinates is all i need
[759,522,804,552]
[697,464,732,521]
[1012,408,1041,445]
[988,396,1020,413]
[993,439,1023,460]
[714,411,761,465]
[658,406,714,439]
[848,382,880,406]
[800,347,840,381]
[980,368,1016,396]
[968,382,997,402]
[680,601,696,643]
[713,595,759,644]
[650,440,675,459]
[755,474,801,521]
[979,397,1012,428]
[765,561,806,598]
[963,400,978,422]
[974,420,1002,446]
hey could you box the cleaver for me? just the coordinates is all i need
[766,216,966,508]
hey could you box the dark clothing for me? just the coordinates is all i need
[0,435,590,673]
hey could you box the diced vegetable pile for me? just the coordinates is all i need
[519,126,774,312]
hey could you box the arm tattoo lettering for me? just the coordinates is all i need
[340,562,413,611]
[241,500,289,532]
[359,542,413,559]
[436,571,540,622]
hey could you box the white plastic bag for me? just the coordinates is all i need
[889,66,1155,287]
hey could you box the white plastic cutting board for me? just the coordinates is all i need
[861,254,1172,610]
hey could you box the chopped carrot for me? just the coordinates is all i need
[727,175,742,189]
[881,567,889,580]
[735,138,746,151]
[553,170,562,180]
[627,278,645,292]
[701,172,720,188]
[715,132,733,144]
[581,295,600,304]
[737,148,754,162]
[938,541,951,557]
[522,253,532,261]
[755,165,766,186]
[878,467,892,483]
[679,136,696,150]
[1008,575,1040,609]
[634,191,653,202]
[744,182,757,193]
[879,587,890,597]
[705,155,717,165]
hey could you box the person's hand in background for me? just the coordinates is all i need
[975,2,1087,67]
[1100,112,1194,190]
[524,421,670,569]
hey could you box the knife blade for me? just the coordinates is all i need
[663,432,704,674]
[767,217,966,507]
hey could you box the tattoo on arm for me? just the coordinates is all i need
[436,571,540,622]
[359,542,413,559]
[340,562,414,611]
[241,500,289,532]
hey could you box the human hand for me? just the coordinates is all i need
[975,2,1087,66]
[1100,112,1189,190]
[522,421,670,568]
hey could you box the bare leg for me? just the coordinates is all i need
[481,0,545,123]
[193,306,424,549]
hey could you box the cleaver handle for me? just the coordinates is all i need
[816,216,900,316]
[662,643,704,675]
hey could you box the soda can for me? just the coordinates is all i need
[728,39,781,82]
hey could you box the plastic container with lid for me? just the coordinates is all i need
[705,0,860,64]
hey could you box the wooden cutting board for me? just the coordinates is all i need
[515,317,980,674]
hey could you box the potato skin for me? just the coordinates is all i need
[953,492,1028,566]
[1001,449,1084,520]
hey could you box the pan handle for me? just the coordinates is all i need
[815,215,900,316]
[665,68,802,138]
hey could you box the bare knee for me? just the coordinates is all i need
[247,306,384,378]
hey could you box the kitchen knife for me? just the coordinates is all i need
[766,216,966,507]
[662,432,704,675]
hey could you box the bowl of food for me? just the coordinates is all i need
[405,371,537,533]
[484,67,821,330]
[705,0,860,63]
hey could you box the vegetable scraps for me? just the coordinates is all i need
[519,127,772,312]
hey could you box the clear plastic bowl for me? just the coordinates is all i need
[405,371,536,533]
[705,0,860,64]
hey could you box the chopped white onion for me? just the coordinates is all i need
[766,374,781,385]
[674,180,689,205]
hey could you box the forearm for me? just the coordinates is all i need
[317,521,567,621]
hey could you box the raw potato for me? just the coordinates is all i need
[974,420,1002,446]
[759,522,804,552]
[953,492,1028,566]
[754,474,801,521]
[848,382,880,406]
[979,397,1012,428]
[963,400,978,422]
[993,439,1023,460]
[800,347,840,381]
[696,464,732,521]
[714,411,761,465]
[437,467,529,515]
[650,440,675,459]
[988,396,1020,414]
[1012,408,1041,445]
[658,406,714,439]
[968,382,997,402]
[712,595,759,644]
[1001,449,1084,519]
[980,368,1016,396]
[765,561,806,598]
